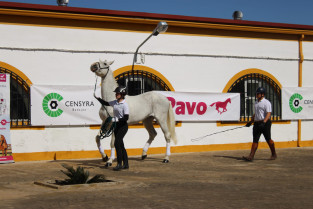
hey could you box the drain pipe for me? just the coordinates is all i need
[297,34,304,147]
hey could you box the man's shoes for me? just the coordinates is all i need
[113,164,123,171]
[242,156,253,162]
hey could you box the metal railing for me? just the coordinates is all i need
[115,70,171,96]
[228,73,281,122]
[0,67,31,127]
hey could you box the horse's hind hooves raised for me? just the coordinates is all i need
[141,155,147,160]
[162,159,169,163]
[105,162,112,167]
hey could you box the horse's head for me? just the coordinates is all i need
[90,59,114,77]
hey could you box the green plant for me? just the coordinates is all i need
[57,163,107,185]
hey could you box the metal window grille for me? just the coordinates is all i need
[228,73,281,122]
[115,70,171,95]
[0,67,31,127]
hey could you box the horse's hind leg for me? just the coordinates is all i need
[155,115,171,163]
[142,117,157,160]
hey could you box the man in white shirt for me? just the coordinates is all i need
[243,87,277,161]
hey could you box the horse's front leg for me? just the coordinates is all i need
[105,134,116,167]
[95,132,108,162]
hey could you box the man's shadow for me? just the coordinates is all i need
[213,155,243,160]
[214,155,271,161]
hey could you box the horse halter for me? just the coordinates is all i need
[90,62,110,75]
[91,62,110,86]
[93,62,109,94]
[92,61,112,118]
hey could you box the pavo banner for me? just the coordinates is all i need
[156,91,240,121]
[282,87,313,119]
[0,74,14,164]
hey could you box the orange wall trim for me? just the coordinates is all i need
[113,65,175,91]
[12,140,313,162]
[0,61,33,86]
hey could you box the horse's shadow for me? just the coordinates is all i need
[50,159,101,169]
[50,156,163,169]
[131,157,162,162]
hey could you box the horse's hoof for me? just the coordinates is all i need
[162,159,169,163]
[102,156,108,162]
[142,155,147,160]
[105,162,112,167]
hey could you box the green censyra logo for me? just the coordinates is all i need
[289,93,303,113]
[42,93,64,117]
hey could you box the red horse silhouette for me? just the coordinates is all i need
[210,98,231,114]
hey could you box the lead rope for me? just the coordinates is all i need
[94,75,116,139]
[94,75,111,117]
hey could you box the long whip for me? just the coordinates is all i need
[191,126,246,142]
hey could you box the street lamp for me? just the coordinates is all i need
[131,22,168,71]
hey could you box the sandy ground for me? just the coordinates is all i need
[1,147,313,209]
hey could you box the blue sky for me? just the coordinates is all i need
[2,0,313,26]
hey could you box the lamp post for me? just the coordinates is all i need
[131,22,168,71]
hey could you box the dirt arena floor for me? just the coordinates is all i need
[1,147,313,209]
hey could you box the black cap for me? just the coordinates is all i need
[256,87,266,95]
[113,86,127,95]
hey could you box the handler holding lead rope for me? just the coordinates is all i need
[243,87,277,162]
[94,86,130,171]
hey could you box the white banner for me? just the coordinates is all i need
[282,87,313,120]
[156,91,240,121]
[31,85,240,125]
[0,74,14,163]
[31,85,102,125]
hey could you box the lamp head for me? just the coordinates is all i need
[152,22,168,36]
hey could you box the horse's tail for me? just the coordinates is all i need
[210,102,216,107]
[167,103,178,145]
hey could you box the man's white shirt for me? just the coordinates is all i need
[254,98,272,121]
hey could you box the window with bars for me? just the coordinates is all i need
[0,67,31,127]
[115,70,171,95]
[228,73,281,122]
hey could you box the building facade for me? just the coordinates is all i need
[0,2,312,161]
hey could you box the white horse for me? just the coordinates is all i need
[90,60,177,166]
